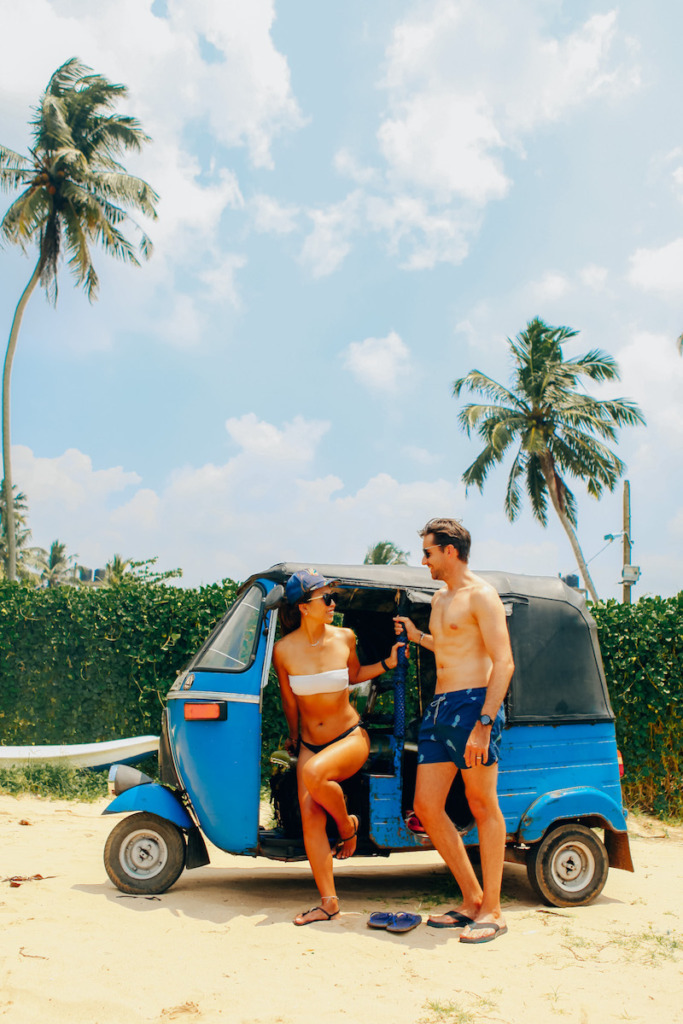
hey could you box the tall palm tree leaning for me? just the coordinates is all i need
[0,58,158,580]
[453,318,645,602]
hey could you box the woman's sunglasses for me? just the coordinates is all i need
[307,592,336,606]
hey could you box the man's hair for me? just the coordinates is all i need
[419,517,471,563]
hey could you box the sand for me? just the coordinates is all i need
[0,794,681,1024]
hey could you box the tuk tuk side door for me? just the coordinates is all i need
[165,581,274,855]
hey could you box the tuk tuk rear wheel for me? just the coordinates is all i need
[104,812,186,895]
[526,824,609,907]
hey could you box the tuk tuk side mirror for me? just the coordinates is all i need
[264,584,285,610]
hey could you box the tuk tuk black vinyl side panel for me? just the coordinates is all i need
[505,597,614,724]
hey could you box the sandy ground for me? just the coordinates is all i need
[0,795,681,1024]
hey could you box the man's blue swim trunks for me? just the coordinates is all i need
[417,688,504,769]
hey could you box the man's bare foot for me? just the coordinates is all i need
[293,900,340,926]
[459,916,507,943]
[335,814,359,860]
[427,905,480,929]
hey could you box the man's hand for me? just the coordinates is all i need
[464,722,491,769]
[394,615,421,644]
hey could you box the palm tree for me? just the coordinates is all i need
[34,539,78,587]
[0,58,158,580]
[452,318,645,602]
[364,540,410,565]
[103,553,133,585]
[0,482,36,579]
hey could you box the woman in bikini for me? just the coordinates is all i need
[272,568,403,926]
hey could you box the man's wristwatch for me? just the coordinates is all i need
[479,714,494,727]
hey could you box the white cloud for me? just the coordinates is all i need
[378,3,638,183]
[251,194,301,234]
[154,293,205,348]
[295,3,639,276]
[224,413,330,464]
[341,331,413,393]
[526,270,573,303]
[300,192,363,278]
[378,92,510,205]
[11,421,466,584]
[579,264,609,291]
[613,330,683,440]
[627,238,683,295]
[403,445,441,466]
[334,149,380,187]
[366,194,472,269]
[199,253,247,307]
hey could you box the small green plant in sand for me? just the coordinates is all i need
[560,922,681,966]
[543,987,568,1016]
[420,993,501,1024]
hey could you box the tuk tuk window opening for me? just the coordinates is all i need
[194,583,266,673]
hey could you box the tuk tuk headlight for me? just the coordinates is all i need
[108,763,154,797]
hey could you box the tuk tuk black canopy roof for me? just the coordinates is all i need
[243,562,614,724]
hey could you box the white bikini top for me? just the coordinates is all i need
[288,668,349,697]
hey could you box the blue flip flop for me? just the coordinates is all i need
[386,912,422,934]
[367,912,395,929]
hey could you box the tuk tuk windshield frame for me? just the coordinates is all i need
[193,582,266,673]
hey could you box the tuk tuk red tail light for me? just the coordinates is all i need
[617,749,624,778]
[184,702,227,721]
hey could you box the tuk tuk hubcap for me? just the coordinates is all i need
[119,828,168,879]
[550,840,595,892]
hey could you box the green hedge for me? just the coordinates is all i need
[1,580,681,817]
[0,579,239,744]
[593,594,683,818]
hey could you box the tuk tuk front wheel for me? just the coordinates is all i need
[104,812,186,895]
[526,824,609,908]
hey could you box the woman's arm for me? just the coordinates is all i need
[272,644,300,748]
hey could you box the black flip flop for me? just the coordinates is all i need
[427,910,474,929]
[459,922,508,944]
[294,906,340,926]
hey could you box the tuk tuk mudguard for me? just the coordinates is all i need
[103,783,195,831]
[518,786,627,840]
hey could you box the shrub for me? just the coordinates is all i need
[593,594,683,818]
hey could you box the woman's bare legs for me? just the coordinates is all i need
[293,729,369,924]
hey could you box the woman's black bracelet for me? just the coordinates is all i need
[381,659,390,672]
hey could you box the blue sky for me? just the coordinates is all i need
[1,0,681,599]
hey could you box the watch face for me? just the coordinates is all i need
[479,714,493,727]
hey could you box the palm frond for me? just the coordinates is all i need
[563,348,620,382]
[453,371,521,408]
[504,450,526,522]
[88,171,159,217]
[461,441,507,491]
[524,454,549,527]
[0,188,51,249]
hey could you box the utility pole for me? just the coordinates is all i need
[623,480,632,605]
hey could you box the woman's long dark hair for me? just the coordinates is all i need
[278,602,302,636]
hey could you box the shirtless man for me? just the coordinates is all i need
[395,517,514,944]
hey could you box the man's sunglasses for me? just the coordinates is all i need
[308,592,336,606]
[422,544,442,558]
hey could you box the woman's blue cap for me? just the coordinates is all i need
[285,569,331,604]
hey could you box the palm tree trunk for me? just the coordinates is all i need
[539,455,600,603]
[2,259,42,581]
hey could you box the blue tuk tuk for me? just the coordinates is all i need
[103,563,633,907]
